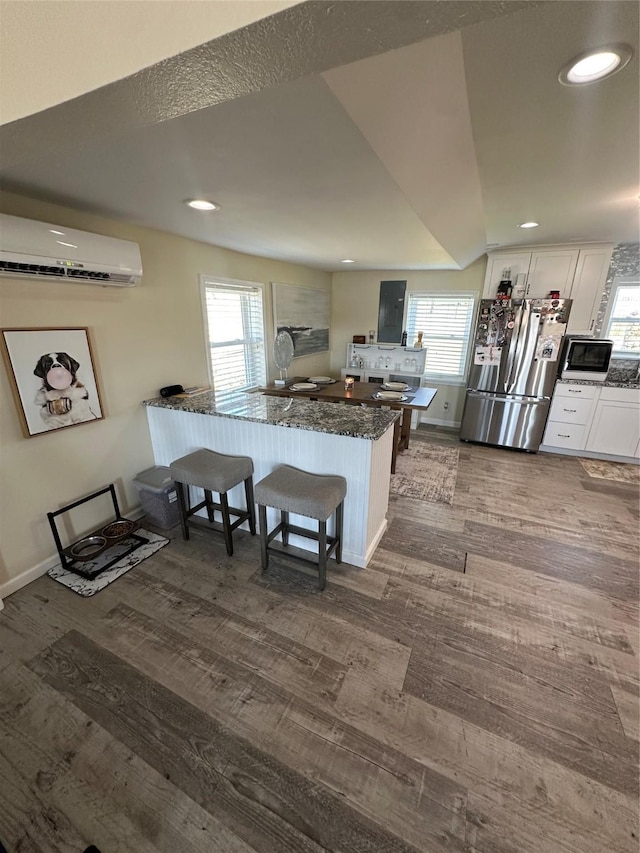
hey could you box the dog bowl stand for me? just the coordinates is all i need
[47,484,149,579]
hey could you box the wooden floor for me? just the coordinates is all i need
[1,429,638,852]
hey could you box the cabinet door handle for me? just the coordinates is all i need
[563,408,577,413]
[567,389,582,393]
[589,319,595,331]
[558,434,571,438]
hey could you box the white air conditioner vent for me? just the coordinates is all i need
[0,214,142,286]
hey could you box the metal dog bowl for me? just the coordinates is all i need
[102,519,136,539]
[69,535,107,558]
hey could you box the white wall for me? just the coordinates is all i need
[0,191,330,595]
[330,259,487,425]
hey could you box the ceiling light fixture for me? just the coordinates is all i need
[519,222,539,229]
[341,259,355,264]
[49,229,65,236]
[185,199,220,211]
[56,240,78,248]
[559,44,632,86]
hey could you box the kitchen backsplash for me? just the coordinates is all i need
[594,242,640,337]
[606,357,640,385]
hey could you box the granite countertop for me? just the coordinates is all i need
[556,378,640,390]
[143,391,400,440]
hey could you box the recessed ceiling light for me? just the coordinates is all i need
[185,199,220,211]
[341,259,355,264]
[519,222,539,229]
[49,229,65,235]
[559,44,632,85]
[56,240,78,248]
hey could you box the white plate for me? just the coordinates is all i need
[290,383,318,391]
[375,391,407,401]
[307,376,334,384]
[382,382,409,391]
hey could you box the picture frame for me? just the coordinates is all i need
[1,327,104,438]
[272,283,330,358]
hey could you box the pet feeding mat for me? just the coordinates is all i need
[47,528,169,596]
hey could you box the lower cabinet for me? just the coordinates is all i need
[542,383,640,461]
[585,388,640,458]
[542,383,598,451]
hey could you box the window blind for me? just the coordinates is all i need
[406,293,476,381]
[202,279,267,402]
[606,284,640,356]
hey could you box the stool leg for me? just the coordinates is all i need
[175,481,190,541]
[318,520,327,591]
[220,491,233,556]
[335,501,344,564]
[281,510,290,546]
[258,504,269,570]
[204,489,216,523]
[244,476,256,535]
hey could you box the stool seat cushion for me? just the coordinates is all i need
[255,465,346,521]
[170,448,253,493]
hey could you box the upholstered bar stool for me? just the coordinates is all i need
[255,464,347,590]
[169,448,256,556]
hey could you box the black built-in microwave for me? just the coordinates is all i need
[559,335,613,382]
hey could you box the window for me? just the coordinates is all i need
[604,279,640,357]
[405,292,476,382]
[201,276,267,402]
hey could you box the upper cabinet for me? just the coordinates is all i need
[565,246,614,335]
[482,243,614,335]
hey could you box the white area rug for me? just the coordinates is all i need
[47,528,169,596]
[579,458,640,484]
[390,442,459,504]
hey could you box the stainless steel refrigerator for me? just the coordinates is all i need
[460,298,571,451]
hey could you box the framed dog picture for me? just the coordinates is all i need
[1,327,104,437]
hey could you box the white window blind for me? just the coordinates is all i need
[201,277,267,402]
[406,293,476,382]
[605,283,640,356]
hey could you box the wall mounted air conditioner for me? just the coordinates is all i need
[0,214,142,286]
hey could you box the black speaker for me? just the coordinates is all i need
[160,384,184,397]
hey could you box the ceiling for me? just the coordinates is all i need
[0,1,638,272]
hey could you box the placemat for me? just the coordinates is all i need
[369,394,415,403]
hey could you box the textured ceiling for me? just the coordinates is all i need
[0,0,637,272]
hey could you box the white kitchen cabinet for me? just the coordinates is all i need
[585,387,640,458]
[482,244,614,335]
[483,253,532,299]
[525,249,579,298]
[565,246,614,335]
[482,248,578,299]
[542,382,599,451]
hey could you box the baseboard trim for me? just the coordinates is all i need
[419,416,461,428]
[0,507,146,602]
[0,554,58,600]
[539,446,639,464]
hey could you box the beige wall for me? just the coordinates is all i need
[330,259,487,424]
[0,0,301,124]
[0,192,330,592]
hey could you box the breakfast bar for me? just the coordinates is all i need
[259,379,438,471]
[143,391,400,567]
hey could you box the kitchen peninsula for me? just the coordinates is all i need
[143,391,400,567]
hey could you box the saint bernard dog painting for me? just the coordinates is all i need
[1,328,104,437]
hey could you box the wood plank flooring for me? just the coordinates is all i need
[1,428,638,852]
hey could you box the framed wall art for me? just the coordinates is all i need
[1,327,104,438]
[272,283,329,358]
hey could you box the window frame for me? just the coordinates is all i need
[404,291,478,385]
[199,274,268,399]
[602,276,640,359]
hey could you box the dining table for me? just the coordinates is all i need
[258,378,437,472]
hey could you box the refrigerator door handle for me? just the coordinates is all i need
[503,301,528,391]
[467,390,548,404]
